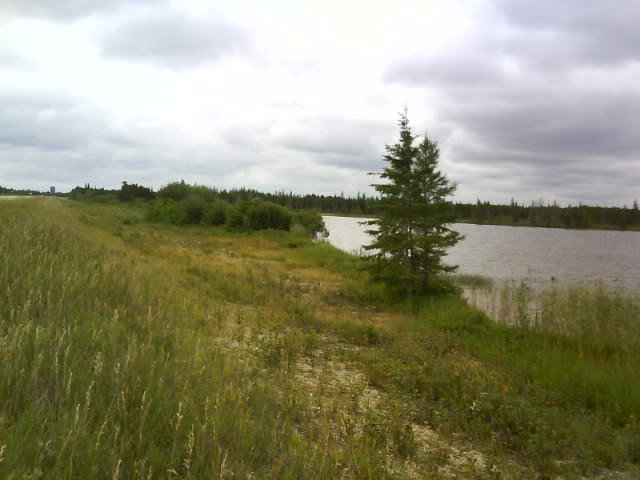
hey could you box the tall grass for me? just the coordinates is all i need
[0,200,390,479]
[461,280,640,427]
[464,280,640,353]
[3,199,640,478]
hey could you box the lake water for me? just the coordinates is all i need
[323,216,640,291]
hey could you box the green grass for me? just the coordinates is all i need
[0,200,391,479]
[2,198,639,479]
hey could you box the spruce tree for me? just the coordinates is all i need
[364,110,462,296]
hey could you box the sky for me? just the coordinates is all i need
[1,0,639,206]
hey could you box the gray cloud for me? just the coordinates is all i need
[385,54,505,87]
[0,0,165,22]
[2,1,638,206]
[273,116,389,169]
[275,116,385,156]
[383,2,640,206]
[446,89,640,159]
[99,11,253,68]
[494,0,640,69]
[0,91,278,192]
[0,93,106,151]
[0,91,162,189]
[448,136,640,206]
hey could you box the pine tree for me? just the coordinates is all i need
[364,110,462,296]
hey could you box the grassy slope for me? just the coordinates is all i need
[1,199,638,479]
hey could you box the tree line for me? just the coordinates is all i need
[69,182,379,215]
[68,182,640,232]
[0,186,47,196]
[455,199,640,231]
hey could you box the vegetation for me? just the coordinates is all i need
[70,181,327,238]
[2,197,639,479]
[147,181,326,237]
[118,181,155,202]
[64,182,640,231]
[455,199,640,231]
[0,185,47,196]
[365,111,462,296]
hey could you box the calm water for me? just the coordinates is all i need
[323,216,640,291]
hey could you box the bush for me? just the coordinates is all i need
[202,200,229,226]
[118,182,155,202]
[226,206,246,230]
[157,181,191,201]
[177,194,207,224]
[246,201,292,231]
[146,199,180,223]
[292,210,327,238]
[148,182,316,235]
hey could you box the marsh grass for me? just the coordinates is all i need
[2,198,639,479]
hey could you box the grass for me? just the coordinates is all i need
[1,198,639,479]
[463,281,640,426]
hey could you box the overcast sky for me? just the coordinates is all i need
[1,0,638,205]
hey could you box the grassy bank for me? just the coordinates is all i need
[1,199,638,479]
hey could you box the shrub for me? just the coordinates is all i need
[146,198,180,223]
[202,200,229,226]
[157,181,191,201]
[226,206,246,230]
[246,201,292,231]
[292,210,327,238]
[177,194,207,224]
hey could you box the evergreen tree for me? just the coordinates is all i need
[364,110,462,296]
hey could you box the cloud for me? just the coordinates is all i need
[99,10,254,68]
[2,0,638,206]
[0,91,164,189]
[386,54,505,87]
[382,2,640,205]
[446,88,640,158]
[0,90,309,193]
[0,0,165,22]
[272,116,389,169]
[494,0,640,70]
[0,93,107,151]
[0,50,34,70]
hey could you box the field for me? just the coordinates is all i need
[1,198,639,479]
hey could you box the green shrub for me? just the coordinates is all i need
[246,201,292,231]
[146,198,179,223]
[177,194,207,224]
[157,181,191,201]
[292,210,327,238]
[225,206,246,230]
[202,200,228,226]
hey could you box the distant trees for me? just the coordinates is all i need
[118,182,155,202]
[454,201,640,230]
[65,181,640,233]
[69,182,155,203]
[0,185,40,196]
[69,184,119,202]
[364,111,462,296]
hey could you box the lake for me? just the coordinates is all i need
[322,216,640,291]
